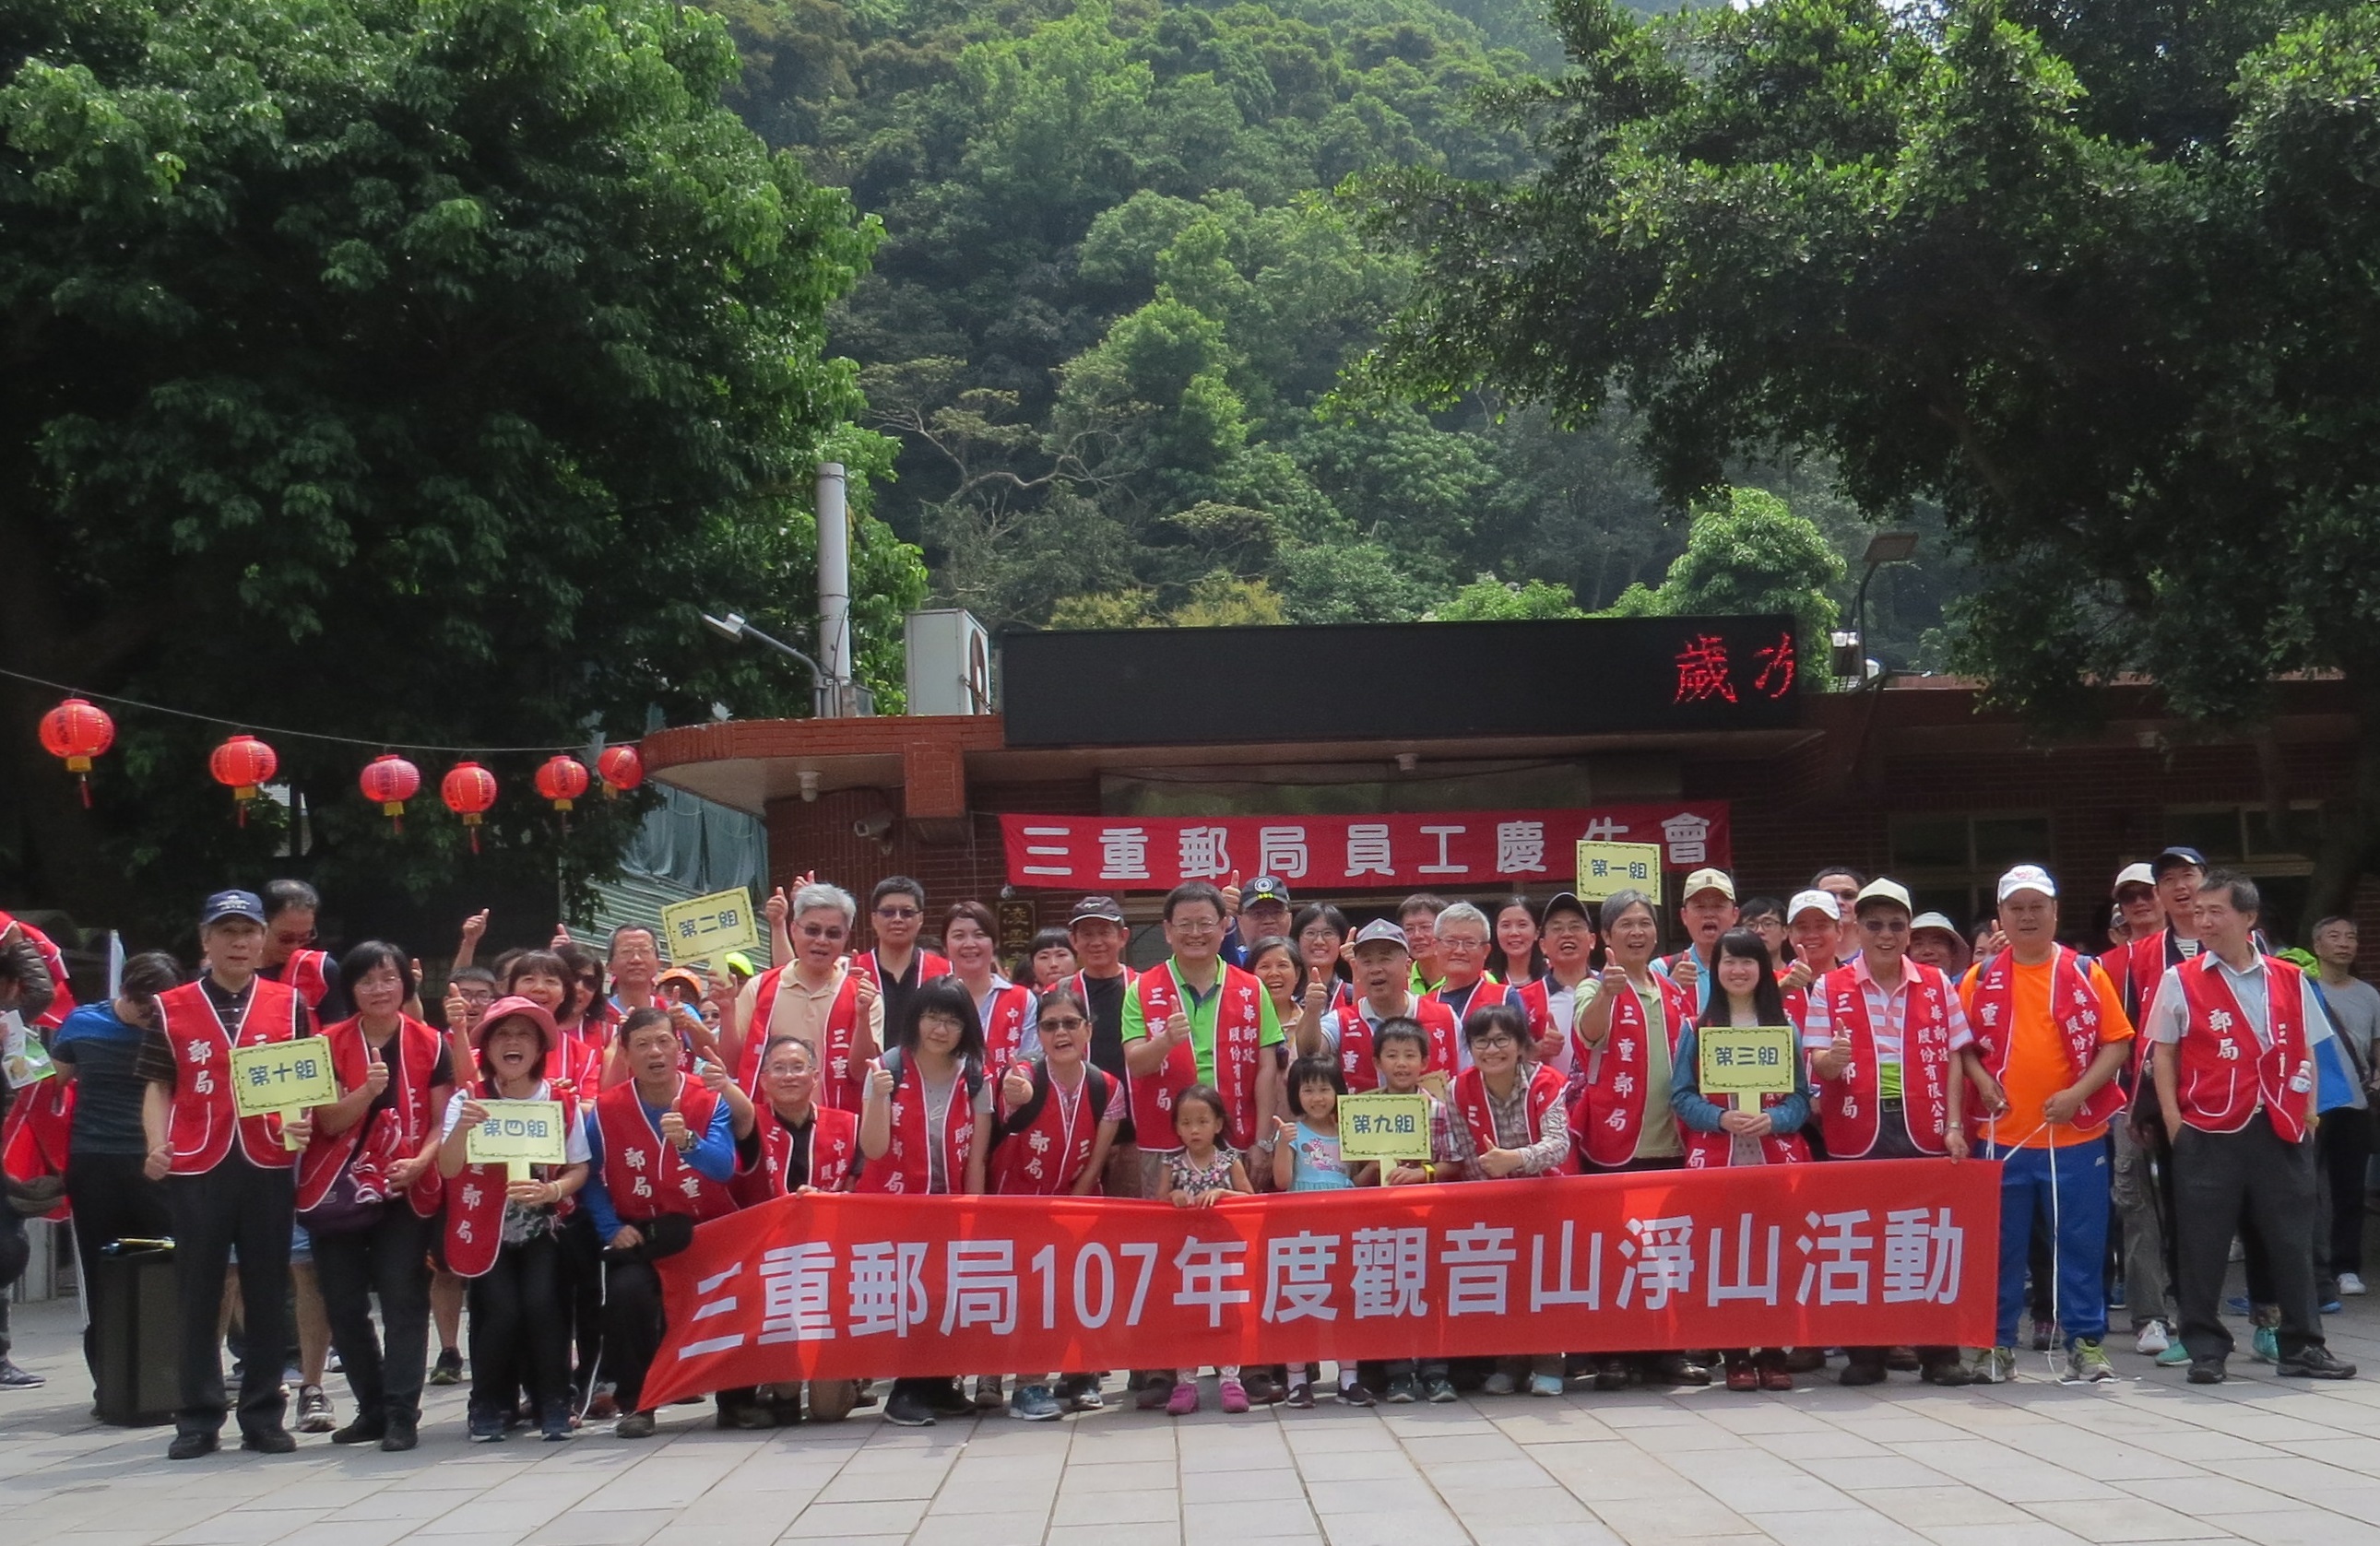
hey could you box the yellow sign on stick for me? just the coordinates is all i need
[1575,841,1664,903]
[231,1036,338,1148]
[658,888,760,966]
[1698,1025,1800,1113]
[1337,1092,1433,1162]
[467,1099,570,1183]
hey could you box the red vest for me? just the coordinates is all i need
[0,914,73,1029]
[296,1015,445,1215]
[553,1021,609,1098]
[1125,962,1267,1152]
[854,1054,980,1196]
[1967,947,2127,1139]
[1422,977,1517,1066]
[594,1076,737,1222]
[989,1064,1115,1197]
[2121,931,2191,1074]
[739,966,866,1110]
[276,949,332,1011]
[729,1104,861,1206]
[2173,956,2313,1141]
[977,982,1036,1077]
[1812,962,1958,1158]
[1331,996,1459,1092]
[444,1080,581,1279]
[1452,1064,1577,1174]
[1574,972,1692,1169]
[155,977,309,1173]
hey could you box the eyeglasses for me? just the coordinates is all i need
[1168,918,1222,935]
[875,906,920,921]
[799,924,847,939]
[1471,1033,1519,1051]
[1439,936,1487,952]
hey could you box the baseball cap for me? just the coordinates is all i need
[1540,891,1593,926]
[473,995,559,1053]
[1910,911,1962,939]
[1242,876,1293,909]
[1069,895,1126,926]
[1787,890,1841,923]
[1853,879,1913,915]
[1682,867,1735,903]
[1997,864,2057,903]
[2151,845,2208,879]
[199,889,267,927]
[2111,863,2157,897]
[1350,919,1411,952]
[722,951,757,977]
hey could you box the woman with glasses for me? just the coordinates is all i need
[1289,903,1356,1045]
[1450,1004,1575,1396]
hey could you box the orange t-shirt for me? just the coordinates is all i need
[1959,958,2135,1148]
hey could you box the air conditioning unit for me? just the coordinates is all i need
[905,609,995,716]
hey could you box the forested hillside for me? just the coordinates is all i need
[701,0,1962,664]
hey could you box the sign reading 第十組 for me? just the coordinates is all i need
[1574,841,1664,903]
[659,889,759,966]
[1336,1092,1432,1162]
[1698,1026,1800,1113]
[231,1036,337,1117]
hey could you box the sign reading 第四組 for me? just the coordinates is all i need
[1699,1026,1799,1113]
[1336,1092,1431,1162]
[1575,841,1664,903]
[659,889,758,966]
[231,1036,337,1118]
[466,1101,569,1167]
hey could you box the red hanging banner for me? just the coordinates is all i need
[643,1161,1995,1403]
[997,805,1733,893]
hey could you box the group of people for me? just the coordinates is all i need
[0,843,2367,1457]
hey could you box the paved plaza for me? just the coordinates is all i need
[10,1296,2380,1546]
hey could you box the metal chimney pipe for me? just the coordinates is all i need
[815,462,852,717]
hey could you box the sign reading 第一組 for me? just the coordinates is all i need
[1698,1026,1800,1109]
[1336,1092,1432,1162]
[466,1101,569,1167]
[231,1037,338,1118]
[1575,841,1664,903]
[659,889,759,966]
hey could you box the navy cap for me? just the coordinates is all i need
[1242,876,1293,909]
[2151,845,2208,879]
[200,889,267,927]
[1541,891,1593,926]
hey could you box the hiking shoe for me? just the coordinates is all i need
[2135,1321,2171,1357]
[468,1407,507,1442]
[883,1388,935,1427]
[295,1385,335,1434]
[2070,1339,2117,1383]
[240,1429,297,1455]
[1011,1385,1064,1422]
[1424,1376,1458,1403]
[615,1410,657,1439]
[428,1348,463,1387]
[2187,1358,2226,1385]
[1971,1347,2016,1385]
[167,1431,219,1460]
[1384,1375,1420,1404]
[2278,1346,2358,1380]
[973,1375,1004,1410]
[1338,1382,1376,1407]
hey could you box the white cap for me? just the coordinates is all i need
[1788,889,1841,922]
[1997,864,2057,903]
[1682,867,1735,903]
[1911,912,1962,938]
[1853,879,1913,915]
[1350,919,1410,952]
[2111,863,2156,897]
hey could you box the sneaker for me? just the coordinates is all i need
[1482,1370,1518,1396]
[429,1349,463,1387]
[1284,1381,1315,1409]
[2187,1357,2227,1385]
[1593,1356,1631,1391]
[1135,1377,1175,1411]
[2277,1346,2358,1380]
[295,1385,336,1434]
[2156,1342,2192,1367]
[2069,1339,2118,1383]
[1011,1385,1064,1422]
[167,1431,219,1460]
[1065,1379,1106,1412]
[1424,1376,1458,1403]
[1528,1373,1565,1398]
[1244,1370,1281,1406]
[2322,1298,2345,1316]
[1338,1382,1375,1407]
[2224,1294,2254,1316]
[973,1375,1003,1410]
[926,1380,978,1418]
[883,1388,935,1427]
[1920,1360,1971,1387]
[2343,1273,2368,1296]
[1166,1381,1200,1416]
[2031,1319,2054,1352]
[2253,1326,2279,1364]
[468,1407,507,1442]
[540,1400,573,1442]
[1840,1361,1886,1387]
[2135,1321,2171,1356]
[615,1410,657,1439]
[0,1360,45,1389]
[2108,1278,2127,1311]
[1971,1347,2016,1386]
[1384,1375,1420,1404]
[239,1429,297,1455]
[1219,1377,1250,1413]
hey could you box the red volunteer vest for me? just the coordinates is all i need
[296,1015,445,1215]
[1331,996,1458,1092]
[594,1076,737,1221]
[1574,971,1692,1169]
[1812,962,1958,1158]
[444,1080,582,1279]
[0,914,73,1029]
[553,1021,609,1097]
[2173,955,2313,1141]
[155,976,309,1173]
[977,981,1036,1076]
[1966,947,2127,1139]
[1452,1064,1577,1174]
[1423,977,1516,1067]
[738,966,866,1109]
[274,949,332,1011]
[1126,961,1267,1151]
[989,1064,1114,1197]
[729,1104,861,1206]
[853,1055,979,1196]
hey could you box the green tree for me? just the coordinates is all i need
[1604,490,1842,656]
[1432,575,1584,620]
[1367,0,2380,926]
[0,0,917,934]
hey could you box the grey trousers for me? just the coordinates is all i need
[2111,1121,2176,1329]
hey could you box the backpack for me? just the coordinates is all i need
[990,1059,1115,1153]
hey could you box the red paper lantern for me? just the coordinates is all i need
[209,734,278,826]
[440,761,498,853]
[535,754,590,813]
[38,698,114,807]
[596,743,643,797]
[358,754,421,832]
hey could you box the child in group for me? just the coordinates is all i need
[1269,1057,1371,1408]
[1367,1019,1478,1403]
[1155,1084,1254,1413]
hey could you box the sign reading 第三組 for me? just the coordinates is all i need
[642,1160,1996,1402]
[1574,840,1664,903]
[231,1036,338,1117]
[999,807,1732,892]
[1698,1026,1800,1113]
[659,889,759,966]
[465,1101,569,1166]
[1337,1092,1432,1162]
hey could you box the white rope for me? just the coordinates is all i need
[1984,1114,2082,1382]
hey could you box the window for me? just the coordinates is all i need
[1889,811,2054,931]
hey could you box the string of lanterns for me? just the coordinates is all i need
[36,696,645,844]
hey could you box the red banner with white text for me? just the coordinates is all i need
[998,806,1732,893]
[644,1162,1993,1402]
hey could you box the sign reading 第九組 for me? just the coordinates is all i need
[999,807,1731,891]
[1336,1092,1432,1162]
[643,1161,1996,1400]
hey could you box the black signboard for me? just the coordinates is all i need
[999,616,1804,747]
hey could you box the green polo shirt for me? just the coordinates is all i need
[1121,957,1285,1083]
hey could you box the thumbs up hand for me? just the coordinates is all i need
[1222,869,1243,916]
[868,1058,895,1099]
[1002,1060,1034,1109]
[658,1110,692,1151]
[361,1048,391,1100]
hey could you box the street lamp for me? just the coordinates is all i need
[1829,531,1920,688]
[702,611,850,718]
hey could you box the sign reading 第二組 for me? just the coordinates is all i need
[1698,1026,1800,1110]
[231,1036,338,1118]
[466,1100,569,1167]
[1337,1092,1432,1162]
[1575,841,1664,903]
[658,888,759,966]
